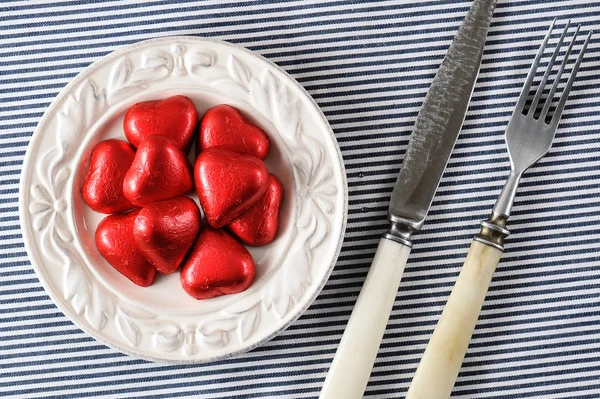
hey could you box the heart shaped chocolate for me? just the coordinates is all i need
[82,139,136,214]
[134,196,201,274]
[95,210,156,287]
[123,135,193,207]
[180,228,256,300]
[124,95,198,151]
[199,104,270,160]
[194,147,269,228]
[228,174,284,246]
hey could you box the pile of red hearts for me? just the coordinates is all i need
[82,96,284,300]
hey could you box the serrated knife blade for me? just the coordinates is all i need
[320,1,498,398]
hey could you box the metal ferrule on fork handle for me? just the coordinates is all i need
[474,169,520,251]
[475,213,510,251]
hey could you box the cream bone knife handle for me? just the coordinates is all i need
[320,237,411,399]
[406,239,503,399]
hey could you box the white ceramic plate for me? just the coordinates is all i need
[19,37,347,363]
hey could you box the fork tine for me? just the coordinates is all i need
[551,30,593,126]
[541,25,581,120]
[528,20,570,116]
[515,19,556,113]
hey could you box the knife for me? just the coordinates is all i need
[319,1,498,398]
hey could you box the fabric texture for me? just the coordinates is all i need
[2,0,600,398]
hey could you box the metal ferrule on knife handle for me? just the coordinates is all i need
[382,220,418,247]
[320,1,497,398]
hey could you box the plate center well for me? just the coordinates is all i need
[72,88,296,314]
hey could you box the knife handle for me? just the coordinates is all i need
[320,238,411,399]
[406,240,502,399]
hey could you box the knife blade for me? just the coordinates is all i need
[320,1,497,398]
[388,0,498,237]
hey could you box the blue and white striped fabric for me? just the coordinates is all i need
[2,1,600,398]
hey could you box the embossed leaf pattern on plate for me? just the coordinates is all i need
[30,75,149,344]
[24,40,342,359]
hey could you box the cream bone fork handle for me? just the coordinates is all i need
[319,1,498,398]
[406,21,593,399]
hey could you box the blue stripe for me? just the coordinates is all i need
[0,11,468,44]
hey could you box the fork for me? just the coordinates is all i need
[405,20,593,399]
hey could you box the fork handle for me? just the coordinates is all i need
[406,240,502,399]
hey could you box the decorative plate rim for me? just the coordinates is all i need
[18,35,348,364]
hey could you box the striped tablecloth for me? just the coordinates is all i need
[2,1,600,398]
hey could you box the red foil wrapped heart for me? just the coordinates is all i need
[199,104,270,160]
[124,95,198,152]
[228,174,284,246]
[95,209,157,287]
[82,139,136,214]
[180,228,256,300]
[123,135,193,207]
[194,148,269,228]
[133,196,201,275]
